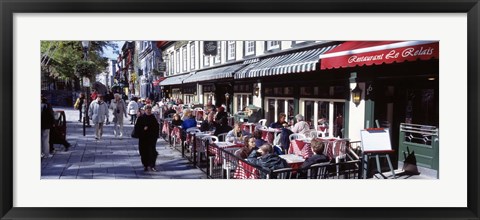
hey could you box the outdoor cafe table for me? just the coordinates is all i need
[194,132,213,152]
[209,141,243,164]
[279,154,305,170]
[192,132,213,165]
[259,127,281,144]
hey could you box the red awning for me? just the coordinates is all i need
[319,41,439,70]
[153,77,166,86]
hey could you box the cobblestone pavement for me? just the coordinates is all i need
[41,106,206,179]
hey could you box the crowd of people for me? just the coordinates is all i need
[43,89,340,177]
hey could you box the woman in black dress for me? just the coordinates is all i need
[134,105,160,172]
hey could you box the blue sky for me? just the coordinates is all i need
[102,41,125,60]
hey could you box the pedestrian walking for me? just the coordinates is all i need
[133,105,159,172]
[41,96,55,158]
[110,93,128,138]
[127,97,139,124]
[88,94,109,140]
[74,93,85,122]
[104,89,114,125]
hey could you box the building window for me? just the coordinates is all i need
[300,98,345,138]
[244,41,255,56]
[176,50,180,73]
[234,93,253,113]
[190,43,195,70]
[266,41,280,51]
[227,41,236,60]
[182,46,187,72]
[204,55,210,67]
[169,53,173,76]
[214,41,221,64]
[265,98,294,126]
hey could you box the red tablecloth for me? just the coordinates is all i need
[240,123,254,134]
[233,160,260,179]
[171,126,182,144]
[260,128,280,144]
[288,140,313,159]
[316,138,347,160]
[162,121,170,135]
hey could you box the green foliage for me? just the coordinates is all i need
[41,41,117,81]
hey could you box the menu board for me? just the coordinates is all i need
[360,129,392,152]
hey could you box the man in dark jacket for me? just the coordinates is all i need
[213,117,232,138]
[41,96,55,158]
[247,143,288,178]
[163,104,176,118]
[299,138,330,178]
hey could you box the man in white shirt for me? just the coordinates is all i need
[88,94,109,140]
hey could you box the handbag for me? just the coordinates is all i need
[131,128,139,138]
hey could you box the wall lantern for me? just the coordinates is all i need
[351,83,362,106]
[253,84,260,97]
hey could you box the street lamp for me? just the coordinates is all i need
[224,92,230,113]
[81,41,91,136]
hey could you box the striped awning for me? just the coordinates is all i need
[183,63,246,83]
[159,72,194,86]
[234,45,337,79]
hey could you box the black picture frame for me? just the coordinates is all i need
[1,0,479,219]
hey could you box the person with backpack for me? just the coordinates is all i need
[41,96,55,158]
[74,93,85,122]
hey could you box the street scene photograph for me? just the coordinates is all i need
[40,40,439,179]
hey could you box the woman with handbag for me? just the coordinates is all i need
[133,105,159,172]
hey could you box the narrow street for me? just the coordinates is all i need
[41,107,205,179]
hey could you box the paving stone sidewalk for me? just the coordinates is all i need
[41,107,206,179]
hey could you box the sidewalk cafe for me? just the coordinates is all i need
[155,40,439,179]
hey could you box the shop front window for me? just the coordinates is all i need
[300,98,345,138]
[234,93,252,113]
[265,97,294,126]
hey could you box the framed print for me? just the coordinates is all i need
[1,0,479,219]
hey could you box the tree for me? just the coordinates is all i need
[41,41,117,83]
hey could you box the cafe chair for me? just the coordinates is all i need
[204,136,219,174]
[258,119,267,127]
[307,162,330,179]
[332,139,348,176]
[184,127,201,151]
[271,168,294,179]
[217,132,228,142]
[289,133,307,142]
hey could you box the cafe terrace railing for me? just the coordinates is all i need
[205,141,361,179]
